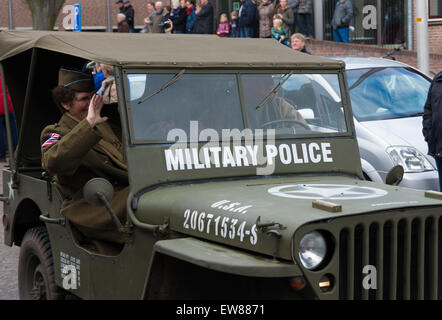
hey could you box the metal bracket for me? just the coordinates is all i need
[255,216,285,234]
[255,216,284,261]
[39,212,66,226]
[97,191,133,234]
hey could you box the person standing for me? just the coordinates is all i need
[0,74,18,162]
[258,0,273,38]
[287,0,299,34]
[230,10,240,37]
[238,0,258,38]
[331,0,353,43]
[290,33,311,54]
[185,0,197,33]
[141,2,155,33]
[159,5,172,33]
[423,71,442,191]
[297,0,313,38]
[194,0,214,34]
[274,0,294,37]
[152,1,165,33]
[117,13,130,32]
[171,0,187,33]
[117,0,135,32]
[216,13,231,37]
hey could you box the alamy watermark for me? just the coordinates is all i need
[363,265,377,290]
[62,265,78,290]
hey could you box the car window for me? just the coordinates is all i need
[345,67,431,121]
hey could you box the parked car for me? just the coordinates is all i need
[325,57,437,191]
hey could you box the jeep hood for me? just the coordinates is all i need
[134,175,442,260]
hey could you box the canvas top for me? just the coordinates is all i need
[0,30,343,69]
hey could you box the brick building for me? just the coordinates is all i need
[1,1,441,51]
[0,0,171,32]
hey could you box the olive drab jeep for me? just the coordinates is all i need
[1,30,442,300]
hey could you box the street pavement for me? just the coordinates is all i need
[0,162,20,300]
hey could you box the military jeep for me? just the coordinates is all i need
[1,31,441,300]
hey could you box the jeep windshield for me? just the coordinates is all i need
[126,72,348,143]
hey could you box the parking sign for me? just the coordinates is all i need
[73,3,81,32]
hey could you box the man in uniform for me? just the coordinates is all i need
[41,68,128,255]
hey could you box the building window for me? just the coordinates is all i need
[429,0,442,19]
[323,0,408,48]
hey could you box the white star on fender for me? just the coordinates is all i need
[8,176,14,201]
[268,184,388,200]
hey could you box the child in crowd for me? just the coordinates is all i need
[271,18,290,46]
[216,13,231,37]
[230,10,239,37]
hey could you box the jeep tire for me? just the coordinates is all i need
[18,226,65,300]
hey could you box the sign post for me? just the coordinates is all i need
[73,3,82,32]
[416,0,429,76]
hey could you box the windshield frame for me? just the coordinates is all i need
[121,68,355,145]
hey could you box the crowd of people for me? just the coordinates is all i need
[114,0,354,47]
[114,0,322,51]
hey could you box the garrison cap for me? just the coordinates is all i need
[58,68,94,92]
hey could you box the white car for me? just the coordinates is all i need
[326,56,438,191]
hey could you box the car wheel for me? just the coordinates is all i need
[18,226,65,300]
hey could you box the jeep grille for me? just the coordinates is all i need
[338,214,442,300]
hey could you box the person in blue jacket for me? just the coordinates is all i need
[238,0,258,38]
[185,0,197,33]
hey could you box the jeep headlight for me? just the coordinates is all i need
[386,146,434,173]
[298,231,327,270]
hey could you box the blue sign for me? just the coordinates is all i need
[73,3,81,32]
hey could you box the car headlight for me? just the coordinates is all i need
[386,146,434,173]
[298,231,327,270]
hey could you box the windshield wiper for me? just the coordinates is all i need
[137,69,185,104]
[256,71,294,110]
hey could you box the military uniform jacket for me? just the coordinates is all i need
[40,113,128,244]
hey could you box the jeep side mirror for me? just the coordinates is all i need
[83,178,128,233]
[83,178,114,206]
[385,165,404,186]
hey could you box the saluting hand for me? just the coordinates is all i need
[86,94,108,128]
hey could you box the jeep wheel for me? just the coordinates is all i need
[18,226,65,300]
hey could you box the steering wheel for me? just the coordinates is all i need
[261,118,311,130]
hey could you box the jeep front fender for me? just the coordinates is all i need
[152,237,301,277]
